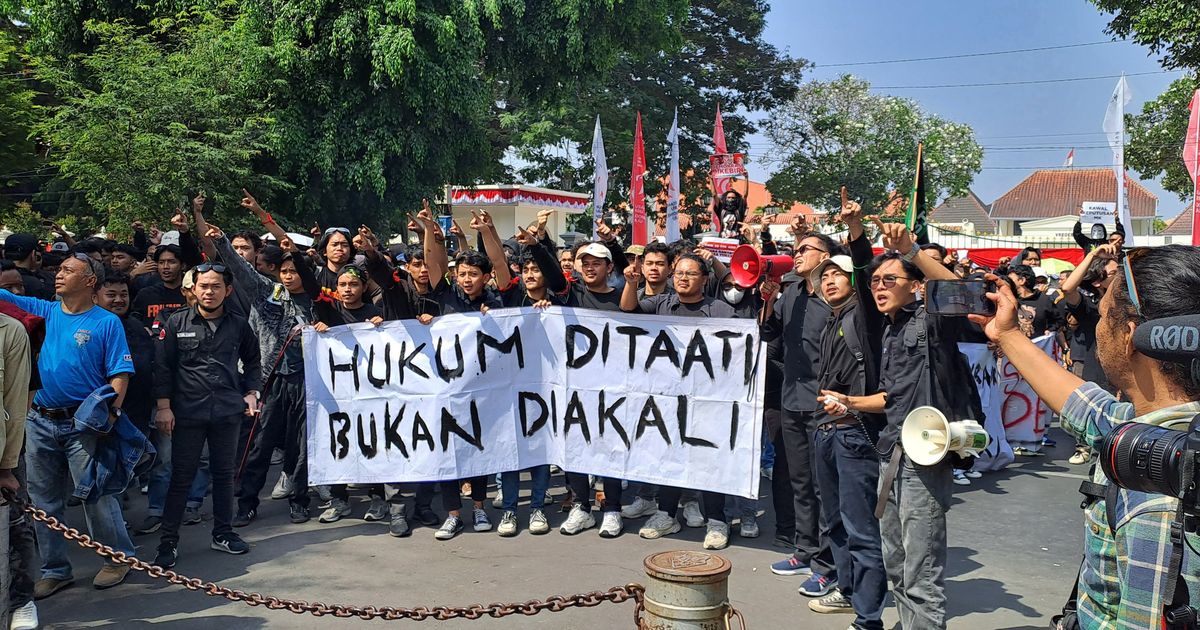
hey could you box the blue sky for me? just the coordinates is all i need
[745,0,1187,220]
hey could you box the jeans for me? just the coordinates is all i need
[237,372,306,513]
[147,421,210,515]
[814,425,886,630]
[500,466,551,512]
[781,408,835,575]
[879,458,951,630]
[24,410,137,579]
[160,414,240,546]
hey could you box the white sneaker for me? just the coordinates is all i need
[529,509,550,535]
[621,497,658,519]
[681,501,704,528]
[472,508,492,532]
[270,472,292,500]
[703,519,730,550]
[639,511,681,539]
[497,510,518,537]
[10,600,37,630]
[491,488,504,509]
[964,469,982,479]
[435,515,463,540]
[559,505,596,535]
[599,512,623,538]
[318,498,351,523]
[952,470,971,486]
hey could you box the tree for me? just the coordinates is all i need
[503,0,806,209]
[763,75,983,215]
[1125,75,1200,201]
[0,30,38,193]
[1090,0,1200,70]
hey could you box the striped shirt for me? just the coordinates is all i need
[1059,382,1200,629]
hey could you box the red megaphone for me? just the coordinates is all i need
[729,245,793,288]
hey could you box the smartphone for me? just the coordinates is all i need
[925,280,997,317]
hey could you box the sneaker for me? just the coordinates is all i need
[739,514,760,538]
[140,483,149,495]
[271,472,293,500]
[270,447,284,466]
[798,572,836,598]
[33,577,73,601]
[318,498,351,523]
[559,505,596,535]
[529,509,550,535]
[952,470,971,486]
[1013,446,1043,457]
[703,519,730,550]
[364,498,388,522]
[289,504,310,524]
[315,485,333,509]
[10,600,38,630]
[153,543,178,569]
[1069,448,1092,465]
[183,507,202,525]
[211,533,249,555]
[1041,435,1057,447]
[770,556,813,577]
[492,488,504,509]
[416,508,440,527]
[599,512,623,538]
[435,515,464,540]
[473,508,492,532]
[680,501,704,528]
[965,469,982,479]
[808,589,854,614]
[544,491,555,505]
[638,511,681,539]
[92,565,130,590]
[133,516,162,535]
[498,510,518,537]
[232,509,256,528]
[389,506,411,538]
[620,497,658,519]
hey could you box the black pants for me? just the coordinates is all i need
[658,486,726,524]
[440,476,487,513]
[765,408,795,542]
[781,408,835,575]
[566,472,623,512]
[161,414,240,546]
[237,372,306,513]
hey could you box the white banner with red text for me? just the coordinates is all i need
[304,307,765,498]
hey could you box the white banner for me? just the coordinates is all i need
[304,307,765,498]
[957,342,1013,471]
[999,333,1059,450]
[1080,201,1116,225]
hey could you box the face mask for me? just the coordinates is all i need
[723,286,745,303]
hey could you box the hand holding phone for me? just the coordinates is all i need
[926,279,998,317]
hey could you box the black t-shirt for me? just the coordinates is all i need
[1065,288,1115,393]
[18,268,54,300]
[315,297,384,327]
[429,279,501,315]
[1016,290,1059,338]
[565,282,623,311]
[131,282,185,323]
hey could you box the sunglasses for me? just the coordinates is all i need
[1118,248,1144,318]
[193,263,228,274]
[795,244,828,255]
[323,227,352,238]
[869,274,911,289]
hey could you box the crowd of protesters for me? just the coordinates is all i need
[0,183,1182,630]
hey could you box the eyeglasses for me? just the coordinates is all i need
[193,263,228,274]
[796,244,828,255]
[673,271,703,279]
[1119,248,1144,318]
[869,274,911,288]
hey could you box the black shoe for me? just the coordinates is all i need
[232,509,256,528]
[134,516,162,536]
[289,504,310,524]
[211,533,249,555]
[153,543,178,569]
[416,508,440,527]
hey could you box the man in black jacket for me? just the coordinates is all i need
[152,264,262,568]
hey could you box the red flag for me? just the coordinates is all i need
[711,105,731,229]
[631,112,648,245]
[1063,148,1075,167]
[1185,90,1200,246]
[713,104,728,154]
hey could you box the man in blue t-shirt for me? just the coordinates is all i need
[0,252,138,598]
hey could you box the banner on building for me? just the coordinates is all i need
[304,308,765,498]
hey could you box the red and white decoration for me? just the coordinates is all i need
[450,187,590,211]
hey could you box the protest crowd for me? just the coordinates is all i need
[0,182,1195,630]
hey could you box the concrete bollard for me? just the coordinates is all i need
[640,550,733,630]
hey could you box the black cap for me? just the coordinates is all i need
[4,234,38,261]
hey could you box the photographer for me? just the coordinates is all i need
[974,245,1200,629]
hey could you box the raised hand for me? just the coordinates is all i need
[309,222,321,238]
[279,237,297,254]
[623,262,643,284]
[170,210,189,233]
[787,213,809,237]
[149,225,163,245]
[595,219,615,242]
[969,273,1021,343]
[535,209,552,236]
[204,225,225,240]
[514,225,538,246]
[192,192,206,215]
[839,187,863,225]
[357,226,380,251]
[240,189,264,217]
[870,216,915,254]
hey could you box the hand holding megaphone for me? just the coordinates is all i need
[900,406,990,466]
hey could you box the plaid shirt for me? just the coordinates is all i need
[1060,382,1200,630]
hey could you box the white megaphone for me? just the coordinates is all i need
[900,406,990,466]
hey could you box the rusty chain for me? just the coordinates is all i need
[0,490,646,623]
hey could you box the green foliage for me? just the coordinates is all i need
[503,0,805,207]
[1090,0,1200,70]
[1125,75,1200,201]
[0,31,38,192]
[763,75,983,215]
[0,202,46,237]
[35,14,280,231]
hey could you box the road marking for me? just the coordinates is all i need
[1031,469,1089,481]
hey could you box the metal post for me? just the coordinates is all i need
[639,550,732,629]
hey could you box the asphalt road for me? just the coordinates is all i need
[36,428,1087,629]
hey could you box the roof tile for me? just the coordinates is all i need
[989,168,1156,220]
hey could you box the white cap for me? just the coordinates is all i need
[579,242,612,261]
[808,255,854,287]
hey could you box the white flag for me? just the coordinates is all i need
[1063,148,1075,167]
[666,108,681,243]
[1103,75,1134,244]
[592,116,608,240]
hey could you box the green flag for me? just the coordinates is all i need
[906,142,929,245]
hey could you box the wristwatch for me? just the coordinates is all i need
[900,246,920,263]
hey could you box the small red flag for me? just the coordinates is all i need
[1185,89,1200,246]
[630,112,648,246]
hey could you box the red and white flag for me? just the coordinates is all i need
[630,112,648,246]
[711,105,731,234]
[1063,148,1075,167]
[1183,89,1200,246]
